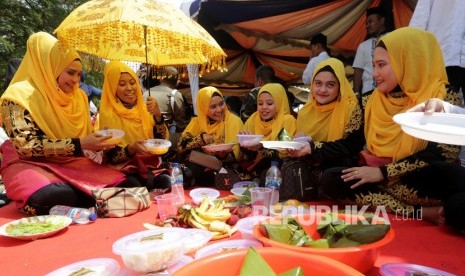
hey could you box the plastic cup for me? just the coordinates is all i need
[155,193,178,220]
[249,187,272,216]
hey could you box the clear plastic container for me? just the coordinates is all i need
[183,228,213,256]
[112,228,186,274]
[194,239,263,259]
[189,188,220,205]
[236,216,271,240]
[45,258,120,276]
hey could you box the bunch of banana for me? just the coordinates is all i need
[178,197,237,240]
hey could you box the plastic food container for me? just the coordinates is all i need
[253,213,395,274]
[236,216,271,240]
[97,129,125,145]
[183,228,212,256]
[380,263,457,276]
[189,188,220,205]
[45,258,120,276]
[232,181,258,188]
[237,134,263,147]
[113,228,186,274]
[293,136,312,143]
[144,139,171,155]
[118,255,194,276]
[173,248,363,276]
[194,239,263,259]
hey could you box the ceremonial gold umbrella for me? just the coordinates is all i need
[54,0,226,74]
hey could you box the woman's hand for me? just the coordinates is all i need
[127,139,150,155]
[287,142,311,157]
[80,133,116,151]
[146,96,163,122]
[408,98,445,115]
[341,166,384,189]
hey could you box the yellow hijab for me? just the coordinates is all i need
[183,86,243,158]
[99,61,155,146]
[365,27,448,161]
[0,32,91,139]
[296,58,358,142]
[243,83,296,140]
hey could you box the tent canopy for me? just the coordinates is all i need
[195,0,417,93]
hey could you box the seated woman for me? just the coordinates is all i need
[320,27,465,231]
[177,86,243,187]
[98,60,171,189]
[409,98,465,232]
[292,58,363,169]
[0,32,129,215]
[241,83,296,183]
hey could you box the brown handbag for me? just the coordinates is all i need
[188,150,223,171]
[92,187,151,218]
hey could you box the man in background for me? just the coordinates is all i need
[143,66,191,146]
[352,7,387,100]
[302,33,330,86]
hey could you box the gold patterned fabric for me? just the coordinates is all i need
[243,83,296,140]
[297,58,358,142]
[0,32,91,139]
[365,27,447,162]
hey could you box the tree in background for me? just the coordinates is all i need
[0,0,100,95]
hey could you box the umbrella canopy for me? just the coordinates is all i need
[54,0,226,73]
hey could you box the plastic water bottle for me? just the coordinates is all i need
[265,161,282,205]
[49,205,97,224]
[170,163,185,205]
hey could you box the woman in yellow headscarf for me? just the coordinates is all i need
[98,60,170,189]
[290,57,364,174]
[320,27,463,227]
[0,32,128,216]
[241,83,296,182]
[178,86,243,187]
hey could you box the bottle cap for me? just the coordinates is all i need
[89,212,98,221]
[173,162,179,167]
[271,161,279,167]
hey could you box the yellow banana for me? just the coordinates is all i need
[209,220,231,234]
[190,208,211,226]
[210,226,237,240]
[188,216,208,230]
[197,209,231,222]
[197,197,210,212]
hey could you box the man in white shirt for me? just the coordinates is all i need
[409,0,465,98]
[302,33,330,85]
[352,7,387,99]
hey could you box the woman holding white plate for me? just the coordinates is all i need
[240,83,296,184]
[319,27,465,232]
[177,86,243,187]
[98,60,171,190]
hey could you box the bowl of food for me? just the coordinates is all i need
[236,216,271,240]
[293,136,312,143]
[189,188,220,205]
[232,181,258,189]
[194,239,263,259]
[144,139,171,155]
[97,129,125,145]
[174,247,363,276]
[237,134,263,147]
[183,228,213,257]
[112,228,187,274]
[252,212,395,274]
[45,258,120,276]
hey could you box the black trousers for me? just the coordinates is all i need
[446,66,465,97]
[321,162,465,231]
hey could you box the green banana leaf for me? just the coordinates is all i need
[240,248,276,276]
[277,267,304,276]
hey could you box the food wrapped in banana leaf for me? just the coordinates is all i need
[239,248,303,276]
